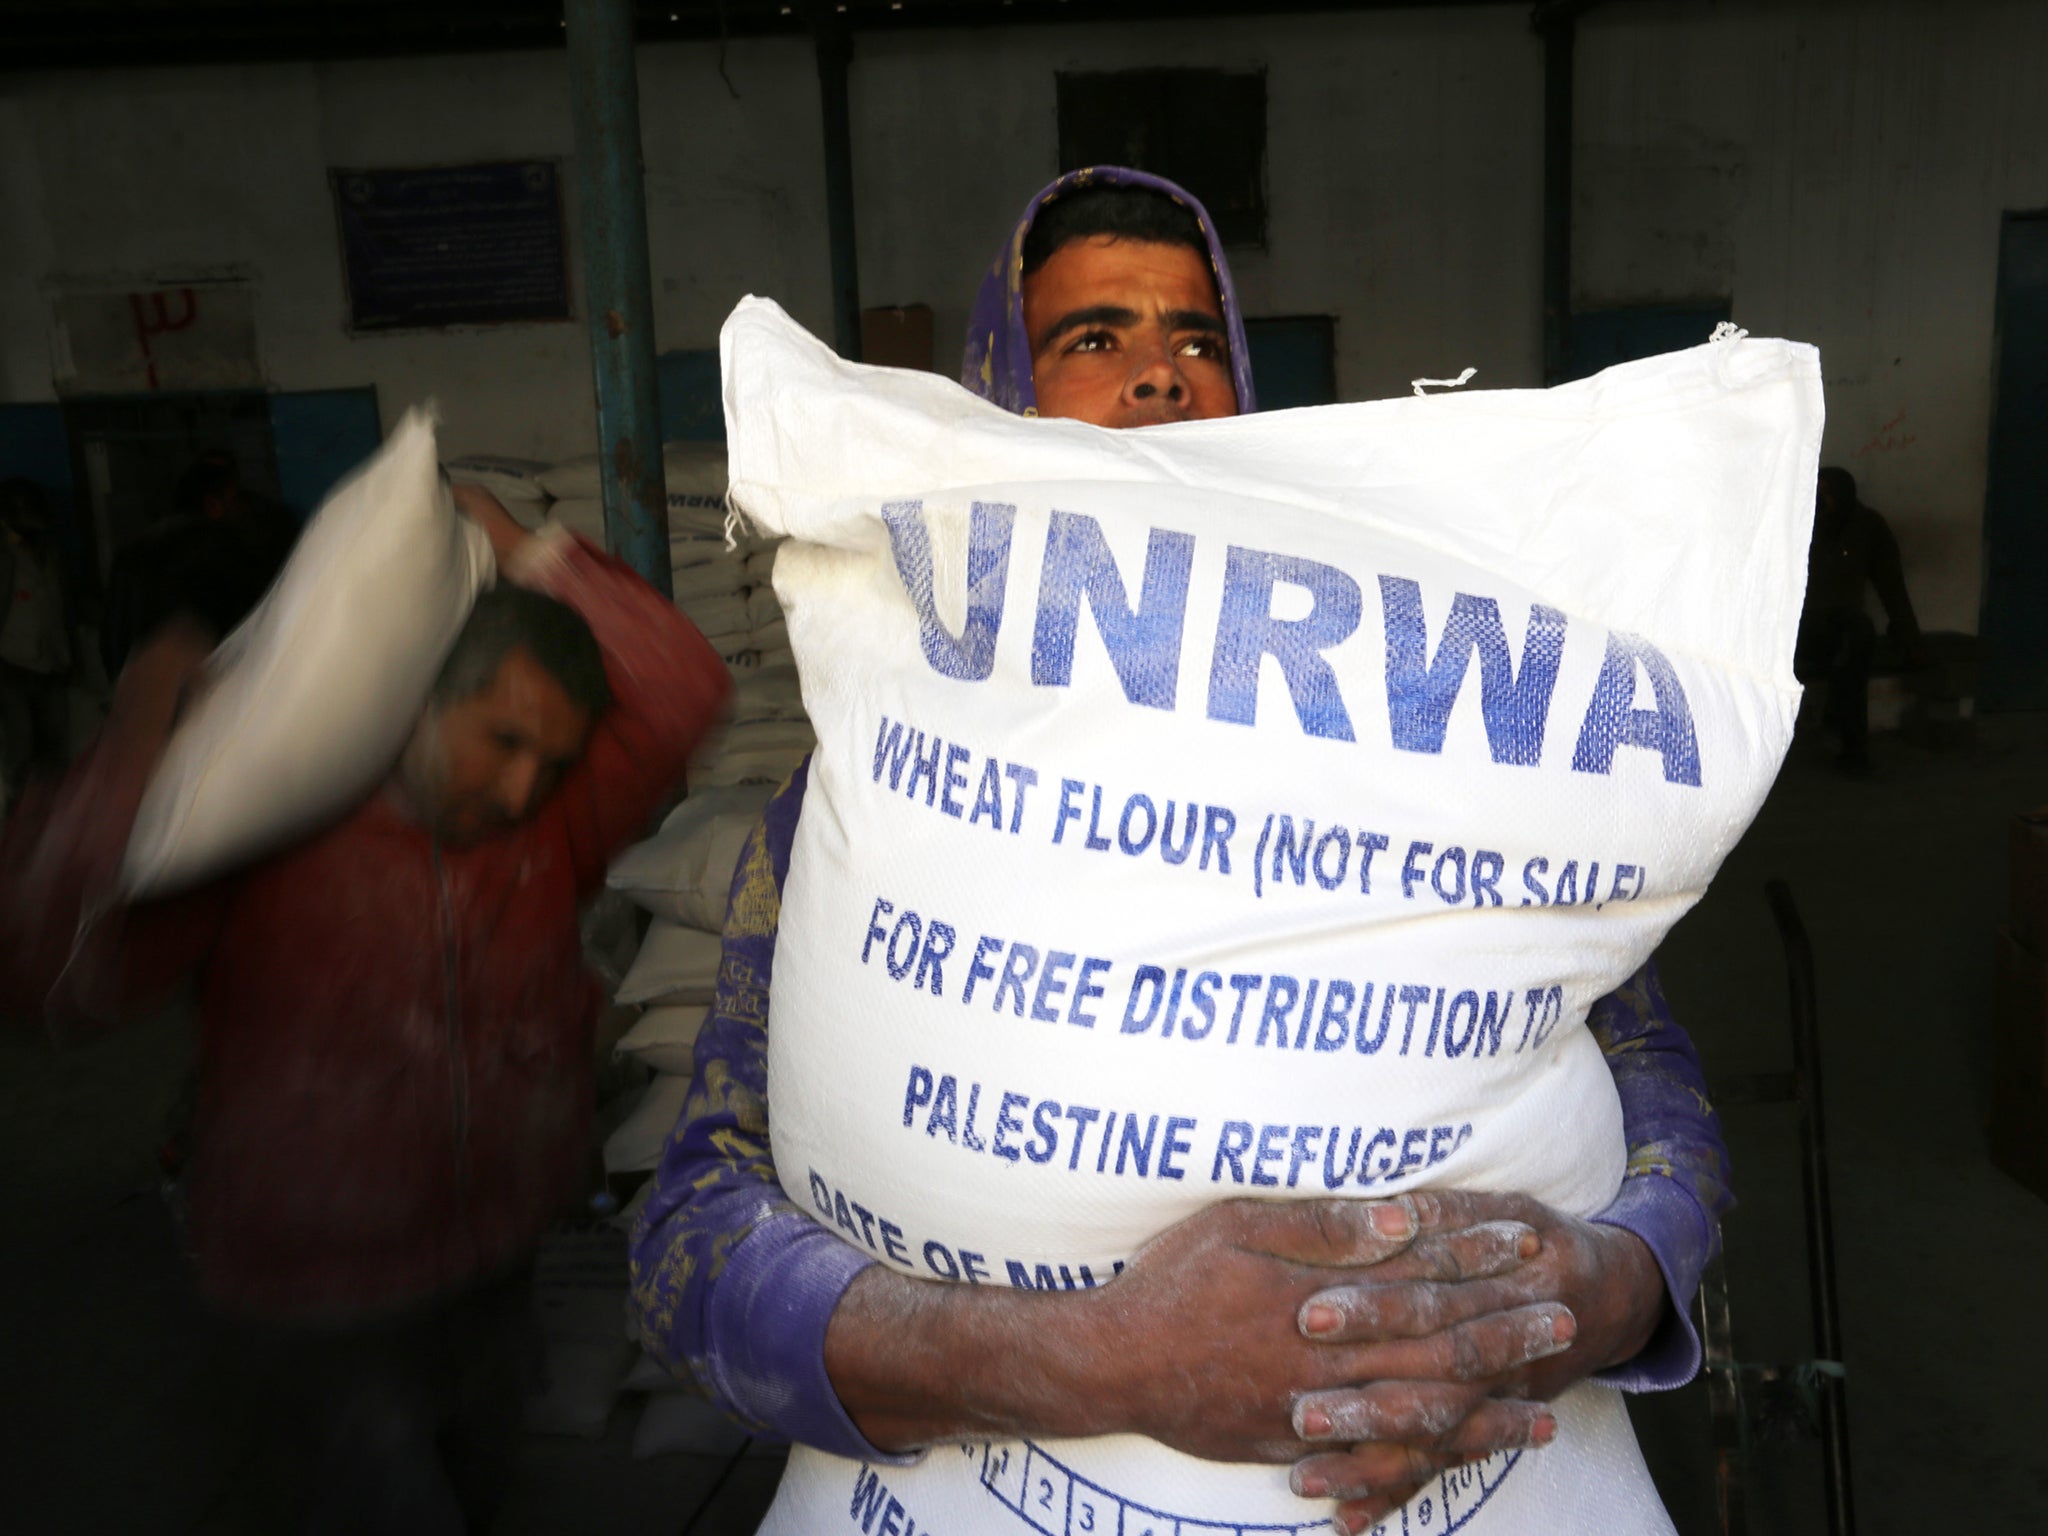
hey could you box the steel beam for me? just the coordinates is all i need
[811,5,864,360]
[566,0,672,596]
[1538,10,1575,384]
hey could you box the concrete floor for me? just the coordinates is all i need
[4,719,2045,1535]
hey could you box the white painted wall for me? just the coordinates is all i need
[1576,0,2048,635]
[0,38,834,464]
[3,0,2043,629]
[848,7,1545,404]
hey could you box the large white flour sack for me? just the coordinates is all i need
[123,410,493,897]
[722,297,1819,1536]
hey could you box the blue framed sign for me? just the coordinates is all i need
[331,161,569,331]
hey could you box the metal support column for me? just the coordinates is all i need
[810,4,863,360]
[1539,10,1575,385]
[566,0,671,597]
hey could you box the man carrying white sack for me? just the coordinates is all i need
[1,486,730,1533]
[631,169,1742,1534]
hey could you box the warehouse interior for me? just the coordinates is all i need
[3,1,2046,1533]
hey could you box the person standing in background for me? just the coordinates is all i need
[3,487,730,1535]
[1796,465,1921,774]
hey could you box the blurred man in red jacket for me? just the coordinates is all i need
[1,486,729,1534]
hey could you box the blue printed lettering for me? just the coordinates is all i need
[992,1092,1030,1163]
[1071,958,1111,1028]
[1031,951,1077,1022]
[963,935,1003,1004]
[1571,630,1703,786]
[902,1067,933,1127]
[1122,966,1166,1035]
[1250,1123,1289,1186]
[1031,513,1195,709]
[992,944,1039,1015]
[938,743,971,818]
[1380,576,1566,765]
[882,499,1014,681]
[1206,546,1362,740]
[1213,1120,1253,1182]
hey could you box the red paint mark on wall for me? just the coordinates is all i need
[1856,408,1917,455]
[128,287,199,390]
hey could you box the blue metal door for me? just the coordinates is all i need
[1566,301,1731,381]
[266,388,382,523]
[1243,316,1336,410]
[1980,212,2048,712]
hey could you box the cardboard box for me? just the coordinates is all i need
[2011,809,2048,952]
[861,304,935,373]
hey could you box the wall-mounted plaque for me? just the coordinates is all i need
[331,160,569,331]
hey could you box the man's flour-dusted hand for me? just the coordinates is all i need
[825,1188,1645,1484]
[1289,1189,1665,1530]
[828,1198,1425,1460]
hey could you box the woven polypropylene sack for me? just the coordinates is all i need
[615,921,723,1006]
[602,1071,695,1174]
[613,1004,710,1075]
[607,783,777,930]
[442,453,552,506]
[123,410,493,896]
[540,441,728,503]
[722,299,1821,1534]
[544,498,606,544]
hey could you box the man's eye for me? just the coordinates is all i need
[1178,335,1228,361]
[1068,330,1116,354]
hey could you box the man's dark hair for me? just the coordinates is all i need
[433,584,611,717]
[1021,183,1209,277]
[1818,465,1858,504]
[174,452,241,522]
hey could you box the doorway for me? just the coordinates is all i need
[1979,210,2048,712]
[61,391,283,589]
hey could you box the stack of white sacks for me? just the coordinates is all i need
[451,442,813,788]
[444,439,813,1442]
[444,438,812,1181]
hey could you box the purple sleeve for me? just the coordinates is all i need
[627,757,913,1463]
[1585,961,1734,1391]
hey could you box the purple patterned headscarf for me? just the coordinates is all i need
[961,166,1257,418]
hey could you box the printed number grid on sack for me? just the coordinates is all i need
[721,298,1820,1536]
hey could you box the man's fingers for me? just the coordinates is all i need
[1320,1301,1576,1393]
[1294,1306,1571,1442]
[1297,1401,1560,1523]
[1293,1441,1445,1501]
[1299,1222,1537,1338]
[1233,1197,1420,1267]
[1329,1486,1422,1536]
[1400,1188,1537,1238]
[1295,1381,1483,1444]
[1294,1395,1560,1480]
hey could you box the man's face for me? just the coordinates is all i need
[402,648,593,846]
[1021,236,1239,428]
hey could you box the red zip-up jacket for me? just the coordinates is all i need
[1,532,728,1321]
